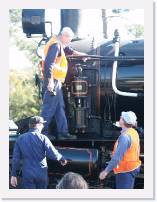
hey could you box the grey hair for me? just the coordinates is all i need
[60,27,74,38]
[56,172,88,189]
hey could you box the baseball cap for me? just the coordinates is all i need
[121,111,137,125]
[29,116,46,125]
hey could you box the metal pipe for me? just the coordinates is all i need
[112,30,138,97]
[67,55,144,61]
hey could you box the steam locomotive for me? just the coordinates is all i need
[9,9,144,189]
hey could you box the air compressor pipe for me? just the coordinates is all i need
[112,30,138,97]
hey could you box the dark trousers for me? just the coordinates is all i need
[22,175,48,189]
[115,167,140,189]
[41,80,68,136]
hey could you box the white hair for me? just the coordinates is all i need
[60,27,74,38]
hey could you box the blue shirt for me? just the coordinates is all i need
[11,128,64,177]
[44,43,74,79]
[105,128,131,173]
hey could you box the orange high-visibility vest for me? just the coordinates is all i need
[42,36,68,83]
[112,128,141,174]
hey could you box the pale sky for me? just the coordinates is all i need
[45,9,144,38]
[107,9,144,39]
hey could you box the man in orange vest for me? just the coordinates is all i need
[99,111,141,189]
[40,27,86,140]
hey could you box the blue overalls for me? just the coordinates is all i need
[41,79,68,136]
[40,43,73,136]
[11,128,63,189]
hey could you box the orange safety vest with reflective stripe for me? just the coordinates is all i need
[112,128,141,174]
[42,36,68,83]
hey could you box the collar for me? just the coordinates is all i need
[120,127,128,134]
[29,128,40,133]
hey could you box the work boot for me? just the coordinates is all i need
[57,133,77,140]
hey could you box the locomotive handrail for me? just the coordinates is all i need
[67,55,144,62]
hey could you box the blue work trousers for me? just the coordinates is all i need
[115,167,140,189]
[22,175,48,189]
[21,168,48,189]
[40,80,68,136]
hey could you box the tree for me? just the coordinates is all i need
[9,9,40,67]
[101,9,130,39]
[9,9,42,121]
[9,9,22,37]
[127,24,144,38]
[9,69,41,121]
[112,9,129,14]
[101,9,108,38]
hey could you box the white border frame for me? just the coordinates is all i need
[0,0,155,199]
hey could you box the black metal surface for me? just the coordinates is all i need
[100,64,144,127]
[61,9,82,36]
[65,38,144,131]
[48,147,99,176]
[22,9,45,36]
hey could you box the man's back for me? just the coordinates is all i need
[10,116,65,189]
[12,128,48,179]
[12,128,62,178]
[18,129,47,164]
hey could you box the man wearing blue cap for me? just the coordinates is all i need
[10,116,67,189]
[99,111,141,189]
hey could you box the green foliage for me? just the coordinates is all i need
[9,9,22,36]
[9,9,40,67]
[9,69,41,121]
[127,24,144,38]
[9,9,42,121]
